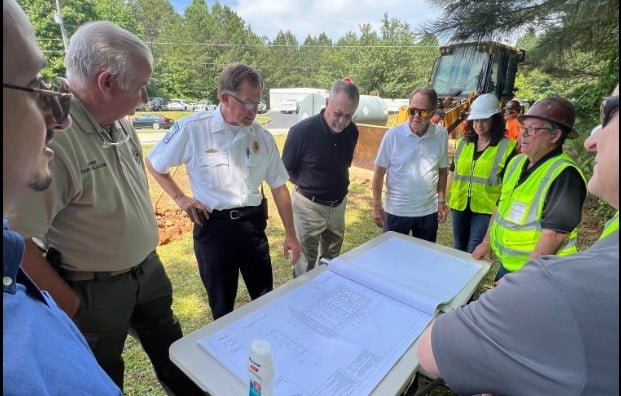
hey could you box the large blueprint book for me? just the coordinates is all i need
[198,234,481,395]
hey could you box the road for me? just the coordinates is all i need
[138,110,300,145]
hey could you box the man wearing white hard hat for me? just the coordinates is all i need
[448,94,517,253]
[471,96,587,280]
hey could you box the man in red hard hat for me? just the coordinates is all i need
[503,99,522,142]
[471,96,587,280]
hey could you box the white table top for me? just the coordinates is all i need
[170,232,491,395]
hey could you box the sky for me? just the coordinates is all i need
[169,0,441,43]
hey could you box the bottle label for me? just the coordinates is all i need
[249,375,262,396]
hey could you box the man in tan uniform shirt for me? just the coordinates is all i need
[7,21,201,395]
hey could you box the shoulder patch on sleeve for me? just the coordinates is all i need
[162,123,180,144]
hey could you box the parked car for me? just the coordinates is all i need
[193,100,217,112]
[279,99,299,114]
[257,100,267,114]
[149,97,167,111]
[165,99,191,111]
[131,114,174,129]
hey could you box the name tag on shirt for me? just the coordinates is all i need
[509,202,527,223]
[200,152,228,167]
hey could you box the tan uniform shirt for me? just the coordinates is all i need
[7,98,159,271]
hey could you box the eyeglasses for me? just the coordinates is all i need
[227,92,259,111]
[600,95,618,128]
[504,110,517,114]
[97,121,130,148]
[518,125,555,137]
[408,107,431,117]
[3,77,72,125]
[333,111,357,121]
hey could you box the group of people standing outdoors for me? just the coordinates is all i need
[3,0,617,393]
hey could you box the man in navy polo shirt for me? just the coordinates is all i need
[282,79,360,277]
[3,0,120,393]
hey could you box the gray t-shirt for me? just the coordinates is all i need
[432,232,619,395]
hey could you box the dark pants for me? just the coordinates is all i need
[495,265,512,282]
[193,211,273,320]
[383,212,439,243]
[69,251,202,395]
[451,208,491,253]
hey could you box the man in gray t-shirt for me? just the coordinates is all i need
[416,84,620,395]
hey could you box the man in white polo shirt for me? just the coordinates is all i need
[372,87,449,242]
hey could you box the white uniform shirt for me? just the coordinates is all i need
[147,107,288,210]
[375,121,449,217]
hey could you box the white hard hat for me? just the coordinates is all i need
[467,93,500,120]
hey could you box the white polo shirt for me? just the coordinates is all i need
[375,121,449,217]
[147,107,289,210]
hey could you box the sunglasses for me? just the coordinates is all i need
[600,95,619,128]
[3,77,72,125]
[408,107,431,117]
[227,92,260,111]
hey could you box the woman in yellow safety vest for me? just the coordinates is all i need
[449,94,517,252]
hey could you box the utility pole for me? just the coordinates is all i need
[54,0,69,51]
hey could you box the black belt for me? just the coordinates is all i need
[209,205,262,220]
[296,188,343,207]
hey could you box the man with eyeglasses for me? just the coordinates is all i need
[282,79,360,277]
[3,0,122,393]
[372,87,449,242]
[416,85,619,395]
[146,63,301,320]
[471,96,587,281]
[7,21,202,394]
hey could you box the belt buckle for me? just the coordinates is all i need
[229,209,241,220]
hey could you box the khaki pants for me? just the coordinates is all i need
[292,191,347,277]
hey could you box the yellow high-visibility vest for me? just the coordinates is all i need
[490,153,586,271]
[599,211,619,240]
[449,137,516,214]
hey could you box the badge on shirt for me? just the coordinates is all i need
[206,148,218,153]
[162,123,180,144]
[252,140,260,154]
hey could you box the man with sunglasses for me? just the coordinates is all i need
[416,85,619,395]
[471,97,587,280]
[282,79,360,278]
[146,63,301,320]
[503,99,522,142]
[3,0,121,393]
[7,21,202,394]
[372,87,449,242]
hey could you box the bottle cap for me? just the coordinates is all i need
[250,339,272,359]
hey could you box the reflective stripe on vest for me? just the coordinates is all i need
[599,211,619,240]
[449,138,516,213]
[490,153,585,271]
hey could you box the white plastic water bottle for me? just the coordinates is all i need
[248,339,274,396]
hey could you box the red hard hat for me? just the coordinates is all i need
[518,97,578,139]
[503,100,521,111]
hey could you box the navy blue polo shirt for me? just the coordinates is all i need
[282,109,359,202]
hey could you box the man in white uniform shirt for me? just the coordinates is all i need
[372,87,449,242]
[146,63,301,320]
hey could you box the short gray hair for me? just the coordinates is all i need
[329,80,360,103]
[410,87,438,110]
[219,63,263,94]
[65,21,153,90]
